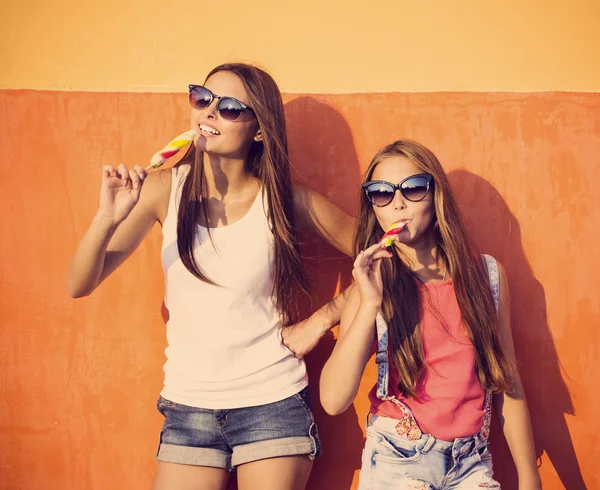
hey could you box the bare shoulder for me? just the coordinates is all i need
[291,183,316,231]
[141,167,174,225]
[291,183,355,256]
[144,166,172,192]
[292,183,333,210]
[292,183,309,209]
[490,259,520,363]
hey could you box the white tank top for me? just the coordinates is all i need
[159,165,308,408]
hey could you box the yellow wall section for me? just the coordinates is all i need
[1,0,599,92]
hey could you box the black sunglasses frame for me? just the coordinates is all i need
[188,84,255,121]
[362,173,434,207]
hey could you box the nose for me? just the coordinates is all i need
[204,98,218,119]
[391,189,407,210]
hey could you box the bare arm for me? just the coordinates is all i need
[281,285,352,358]
[320,243,391,415]
[280,185,356,355]
[493,262,541,489]
[292,184,355,257]
[320,286,378,415]
[66,164,170,298]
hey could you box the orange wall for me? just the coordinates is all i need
[0,90,598,489]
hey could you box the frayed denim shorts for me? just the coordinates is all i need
[156,386,321,471]
[358,414,501,490]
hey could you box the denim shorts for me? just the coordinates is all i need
[155,386,321,471]
[358,415,501,490]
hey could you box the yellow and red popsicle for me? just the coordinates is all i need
[380,221,406,248]
[146,129,196,170]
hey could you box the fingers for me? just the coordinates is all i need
[353,250,377,280]
[116,163,129,185]
[129,166,148,202]
[280,327,302,359]
[353,249,373,274]
[102,164,147,187]
[102,165,115,180]
[355,243,393,266]
[363,242,387,256]
[353,249,366,270]
[372,249,394,261]
[132,165,147,183]
[103,163,129,184]
[353,242,393,282]
[128,169,142,190]
[372,256,383,277]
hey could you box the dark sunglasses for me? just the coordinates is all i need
[188,84,255,121]
[362,173,434,207]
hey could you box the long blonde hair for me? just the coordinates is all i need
[354,140,514,397]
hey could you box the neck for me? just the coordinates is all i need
[396,230,446,281]
[202,152,258,200]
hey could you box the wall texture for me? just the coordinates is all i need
[1,1,598,489]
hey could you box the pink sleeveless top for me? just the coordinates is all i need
[368,279,486,441]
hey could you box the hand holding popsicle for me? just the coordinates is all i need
[97,130,195,224]
[98,163,147,224]
[146,129,196,170]
[353,242,394,306]
[352,221,406,306]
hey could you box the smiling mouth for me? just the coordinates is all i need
[199,124,220,135]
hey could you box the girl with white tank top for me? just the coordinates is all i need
[67,63,355,490]
[160,165,307,408]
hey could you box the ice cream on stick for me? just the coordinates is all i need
[380,221,406,248]
[146,130,195,170]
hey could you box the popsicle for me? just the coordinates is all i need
[380,221,406,248]
[146,130,195,170]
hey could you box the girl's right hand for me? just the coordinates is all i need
[352,243,393,308]
[98,164,147,224]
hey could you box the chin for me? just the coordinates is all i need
[194,137,208,152]
[198,140,225,155]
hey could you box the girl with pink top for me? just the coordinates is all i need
[321,140,541,489]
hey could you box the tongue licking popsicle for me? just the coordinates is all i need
[380,221,406,248]
[146,129,196,170]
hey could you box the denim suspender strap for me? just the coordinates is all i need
[374,311,423,440]
[375,312,391,399]
[483,254,500,313]
[480,254,500,441]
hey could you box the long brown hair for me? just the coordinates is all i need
[174,63,310,326]
[354,140,514,397]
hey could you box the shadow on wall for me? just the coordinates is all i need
[287,96,363,490]
[448,169,588,490]
[226,96,363,490]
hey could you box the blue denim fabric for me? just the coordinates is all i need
[156,386,321,470]
[358,415,501,490]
